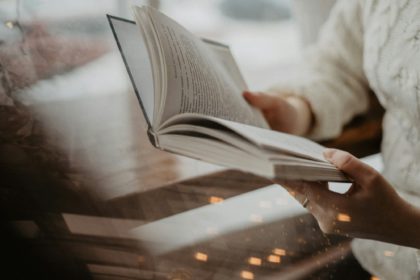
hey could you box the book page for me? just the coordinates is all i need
[108,16,155,127]
[213,117,328,162]
[202,39,248,91]
[157,114,347,181]
[136,7,268,129]
[160,113,328,162]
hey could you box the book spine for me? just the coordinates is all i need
[147,129,160,148]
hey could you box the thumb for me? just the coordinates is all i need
[323,149,380,186]
[243,91,280,110]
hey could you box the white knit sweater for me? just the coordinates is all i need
[271,0,420,278]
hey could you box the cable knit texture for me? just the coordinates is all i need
[270,0,420,278]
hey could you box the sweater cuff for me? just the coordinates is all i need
[267,81,343,141]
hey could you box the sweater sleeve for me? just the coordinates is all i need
[417,251,420,278]
[269,0,370,140]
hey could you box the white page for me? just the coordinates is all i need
[135,6,268,129]
[161,113,328,162]
[204,39,248,92]
[214,117,328,162]
[109,16,154,126]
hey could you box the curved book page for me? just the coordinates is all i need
[133,6,269,129]
[107,15,155,127]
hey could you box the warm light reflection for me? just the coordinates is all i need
[250,214,263,223]
[248,257,262,266]
[273,248,286,256]
[383,250,395,257]
[209,196,224,204]
[195,252,208,262]
[240,270,254,279]
[267,254,281,263]
[5,21,14,29]
[337,213,351,222]
[370,276,380,280]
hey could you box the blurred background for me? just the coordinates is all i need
[0,0,378,279]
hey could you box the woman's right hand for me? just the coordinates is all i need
[243,91,314,136]
[275,149,420,249]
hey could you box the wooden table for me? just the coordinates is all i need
[0,84,378,279]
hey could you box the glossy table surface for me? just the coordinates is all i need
[0,59,355,280]
[0,4,374,278]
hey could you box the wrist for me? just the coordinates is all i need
[285,96,314,136]
[397,201,420,249]
[382,196,420,249]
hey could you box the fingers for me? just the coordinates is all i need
[323,149,381,187]
[277,180,307,205]
[276,179,342,209]
[302,181,343,207]
[275,179,306,193]
[243,91,281,110]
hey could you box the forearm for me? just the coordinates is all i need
[395,202,420,249]
[284,95,314,136]
[269,0,369,141]
[378,197,420,249]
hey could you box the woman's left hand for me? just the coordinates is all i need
[275,149,420,248]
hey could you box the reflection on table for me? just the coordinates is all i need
[0,2,373,279]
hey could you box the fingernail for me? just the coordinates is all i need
[323,148,337,160]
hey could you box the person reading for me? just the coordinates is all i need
[243,0,420,278]
[109,2,420,278]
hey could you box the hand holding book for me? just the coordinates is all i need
[276,149,420,249]
[243,91,314,136]
[108,5,420,250]
[108,6,348,182]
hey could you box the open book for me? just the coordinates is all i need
[107,6,347,182]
